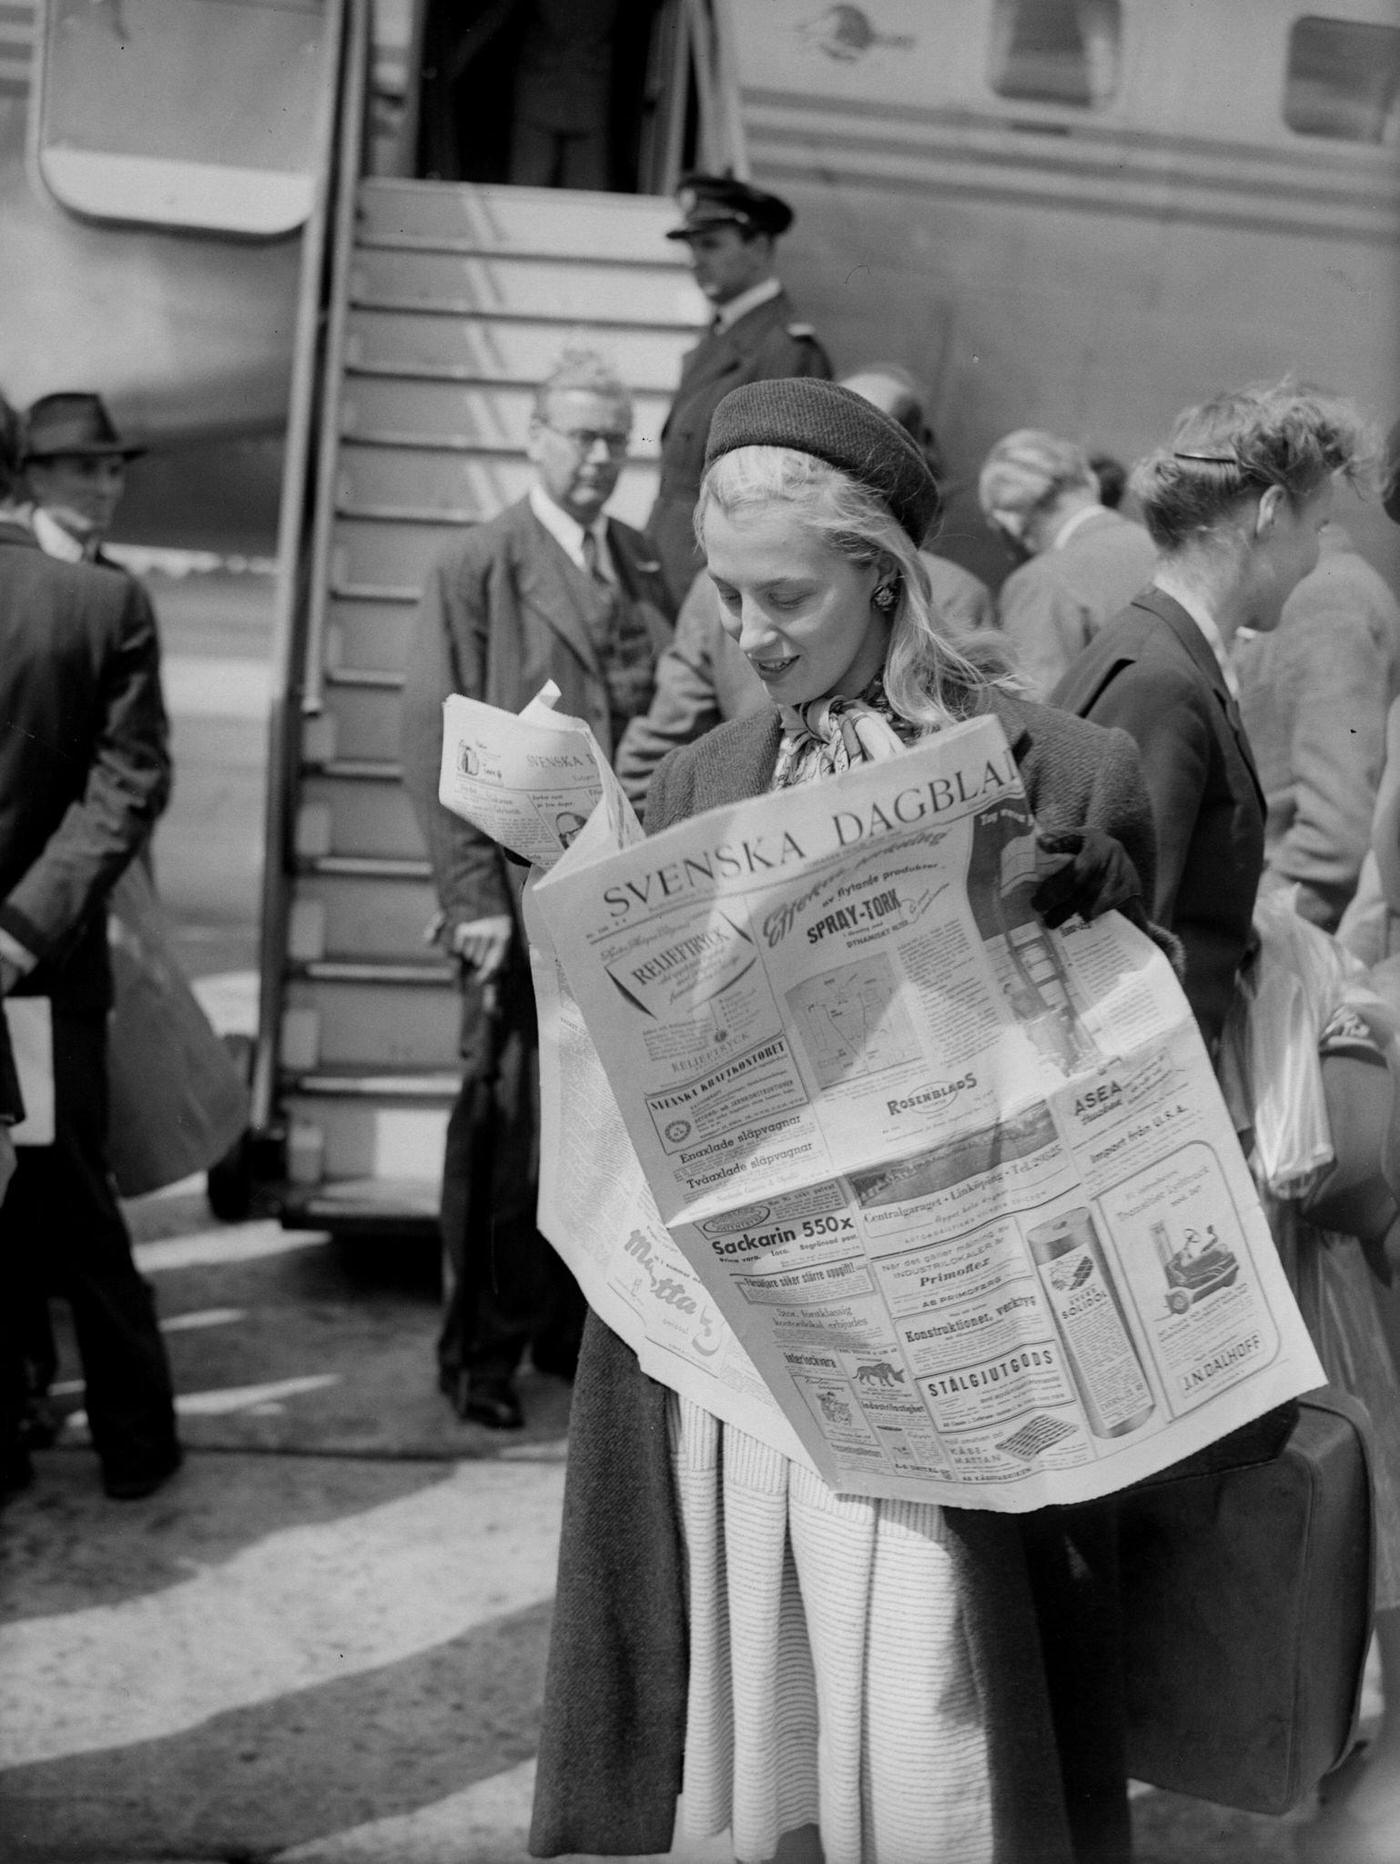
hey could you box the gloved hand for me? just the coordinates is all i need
[1030,827,1148,931]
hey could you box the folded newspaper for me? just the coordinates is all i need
[440,692,1324,1510]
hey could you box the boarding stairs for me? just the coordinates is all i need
[260,176,702,1232]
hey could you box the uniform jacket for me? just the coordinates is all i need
[615,552,998,808]
[997,508,1157,701]
[646,289,831,601]
[1053,586,1264,1053]
[530,687,1154,1863]
[0,519,170,1010]
[1234,523,1400,932]
[400,496,673,930]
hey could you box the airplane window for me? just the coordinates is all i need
[1284,16,1400,141]
[38,0,332,235]
[988,0,1121,108]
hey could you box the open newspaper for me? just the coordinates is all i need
[440,692,1324,1509]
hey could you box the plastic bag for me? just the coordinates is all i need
[1220,894,1389,1202]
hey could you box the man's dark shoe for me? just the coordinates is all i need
[462,1375,523,1430]
[17,1393,64,1451]
[529,1339,579,1382]
[102,1443,183,1502]
[1,1446,34,1501]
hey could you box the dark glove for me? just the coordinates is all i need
[1030,826,1148,931]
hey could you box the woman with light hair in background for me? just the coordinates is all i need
[979,426,1156,700]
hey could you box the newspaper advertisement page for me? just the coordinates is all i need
[532,712,1324,1510]
[431,690,810,1459]
[436,688,636,872]
[525,869,812,1462]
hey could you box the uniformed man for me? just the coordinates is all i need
[647,172,831,605]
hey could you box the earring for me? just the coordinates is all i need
[872,580,899,614]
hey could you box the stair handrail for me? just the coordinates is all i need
[250,0,367,1136]
[299,0,371,722]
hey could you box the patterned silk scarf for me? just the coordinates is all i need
[772,677,925,789]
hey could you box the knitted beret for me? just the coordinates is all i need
[703,377,940,543]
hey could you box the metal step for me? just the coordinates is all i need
[280,974,461,1069]
[344,308,696,393]
[349,247,699,325]
[323,593,419,676]
[340,376,671,453]
[279,1176,441,1234]
[288,867,438,963]
[296,772,421,860]
[357,179,689,263]
[307,677,405,763]
[281,1081,456,1186]
[336,443,661,521]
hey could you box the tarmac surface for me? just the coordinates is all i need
[0,568,1385,1862]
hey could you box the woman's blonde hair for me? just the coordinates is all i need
[696,444,1006,727]
[1130,382,1374,553]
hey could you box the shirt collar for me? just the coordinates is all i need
[713,276,781,332]
[1051,503,1106,551]
[1160,583,1240,699]
[528,483,611,579]
[32,505,89,563]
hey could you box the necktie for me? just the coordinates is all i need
[580,530,608,586]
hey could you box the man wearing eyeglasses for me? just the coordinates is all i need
[402,348,674,1431]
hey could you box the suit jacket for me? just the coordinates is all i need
[400,496,673,931]
[0,519,170,1010]
[530,687,1154,1863]
[646,288,831,601]
[1233,523,1400,932]
[1053,587,1264,1052]
[997,509,1157,701]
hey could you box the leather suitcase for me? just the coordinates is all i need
[1119,1389,1375,1814]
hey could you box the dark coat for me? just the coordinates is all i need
[646,289,832,603]
[1052,587,1264,1054]
[0,519,170,1010]
[400,497,674,932]
[0,1011,20,1125]
[530,687,1154,1863]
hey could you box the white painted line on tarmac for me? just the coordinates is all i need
[162,655,271,719]
[64,1375,341,1437]
[134,1221,329,1274]
[161,1307,246,1332]
[0,1461,566,1767]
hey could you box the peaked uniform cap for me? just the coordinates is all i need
[704,377,941,543]
[24,392,145,461]
[667,173,794,241]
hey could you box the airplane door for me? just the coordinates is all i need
[37,0,334,236]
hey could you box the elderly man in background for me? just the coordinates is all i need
[646,172,831,606]
[616,366,995,810]
[980,427,1156,699]
[24,391,144,565]
[0,393,180,1503]
[1235,516,1400,932]
[402,348,674,1431]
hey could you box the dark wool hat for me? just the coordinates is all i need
[704,377,941,542]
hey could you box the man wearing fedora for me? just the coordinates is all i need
[647,172,831,605]
[0,391,180,1500]
[24,391,145,566]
